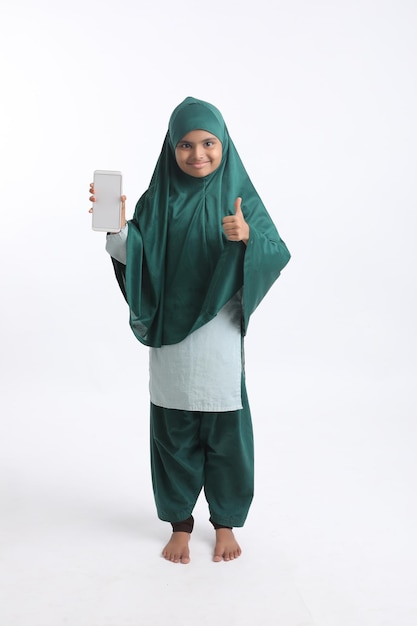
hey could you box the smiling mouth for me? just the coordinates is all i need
[188,161,210,168]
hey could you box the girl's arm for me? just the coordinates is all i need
[105,224,128,264]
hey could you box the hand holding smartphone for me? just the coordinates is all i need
[91,170,123,232]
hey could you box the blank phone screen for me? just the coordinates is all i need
[92,170,122,232]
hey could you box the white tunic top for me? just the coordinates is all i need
[106,226,243,412]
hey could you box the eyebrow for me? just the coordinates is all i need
[177,136,218,145]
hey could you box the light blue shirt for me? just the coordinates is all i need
[106,226,243,411]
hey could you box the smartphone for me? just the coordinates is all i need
[92,170,123,232]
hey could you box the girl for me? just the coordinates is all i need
[90,97,290,564]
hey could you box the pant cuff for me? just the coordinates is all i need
[171,516,194,533]
[209,516,233,530]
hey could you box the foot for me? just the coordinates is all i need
[213,528,242,562]
[162,532,191,564]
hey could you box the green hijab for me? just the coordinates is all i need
[112,96,290,347]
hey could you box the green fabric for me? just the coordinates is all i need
[113,96,290,347]
[150,377,254,527]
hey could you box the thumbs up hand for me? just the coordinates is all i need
[222,197,250,245]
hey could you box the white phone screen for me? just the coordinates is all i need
[92,170,122,232]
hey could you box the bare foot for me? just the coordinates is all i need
[213,528,242,562]
[162,532,190,564]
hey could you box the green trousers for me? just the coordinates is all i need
[150,378,254,528]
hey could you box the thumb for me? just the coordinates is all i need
[234,196,242,215]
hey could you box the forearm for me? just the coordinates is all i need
[105,223,128,264]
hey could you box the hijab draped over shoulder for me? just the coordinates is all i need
[111,96,290,347]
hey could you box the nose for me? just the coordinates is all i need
[192,144,205,160]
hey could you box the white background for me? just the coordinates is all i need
[1,0,416,624]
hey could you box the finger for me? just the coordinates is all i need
[89,196,95,202]
[234,197,242,215]
[88,207,93,213]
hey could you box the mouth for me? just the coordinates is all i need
[187,161,210,169]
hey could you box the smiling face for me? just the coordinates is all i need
[175,129,223,178]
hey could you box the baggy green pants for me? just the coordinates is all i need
[150,378,254,528]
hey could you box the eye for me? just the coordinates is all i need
[205,140,216,147]
[178,142,191,149]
